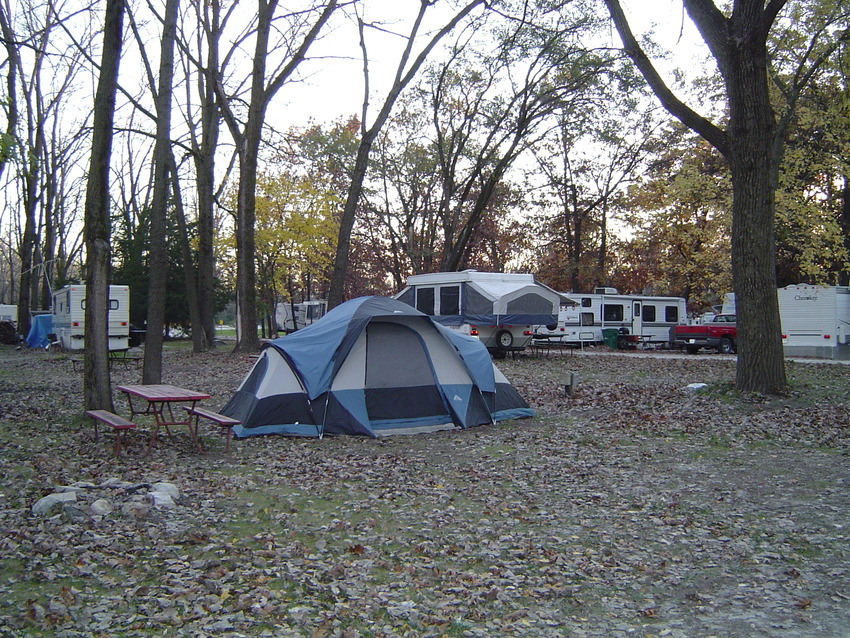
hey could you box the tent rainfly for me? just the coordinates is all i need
[220,296,534,438]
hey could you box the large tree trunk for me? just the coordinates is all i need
[605,0,788,395]
[726,32,785,393]
[83,0,125,412]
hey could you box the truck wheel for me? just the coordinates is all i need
[718,337,735,354]
[685,345,700,355]
[497,330,514,348]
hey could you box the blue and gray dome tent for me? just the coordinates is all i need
[221,296,534,438]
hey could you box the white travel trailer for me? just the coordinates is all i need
[274,300,328,333]
[535,288,687,347]
[51,284,130,351]
[0,304,16,323]
[725,285,850,359]
[395,271,566,356]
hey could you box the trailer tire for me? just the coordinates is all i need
[496,330,514,348]
[718,337,735,355]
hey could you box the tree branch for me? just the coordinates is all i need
[604,0,729,157]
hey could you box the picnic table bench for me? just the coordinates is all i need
[69,350,143,372]
[85,409,136,456]
[183,406,241,453]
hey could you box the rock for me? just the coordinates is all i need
[121,501,150,518]
[151,482,180,500]
[32,491,77,516]
[149,491,176,508]
[90,499,114,515]
[684,382,709,392]
[100,477,132,488]
[55,481,97,493]
[63,503,91,523]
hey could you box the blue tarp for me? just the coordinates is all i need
[26,314,52,349]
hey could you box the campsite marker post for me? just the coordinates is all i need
[564,372,579,396]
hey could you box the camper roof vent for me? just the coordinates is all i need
[594,287,619,295]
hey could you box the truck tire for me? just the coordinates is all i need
[718,337,735,354]
[497,330,514,348]
[685,345,700,355]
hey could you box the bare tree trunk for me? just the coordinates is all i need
[193,0,222,351]
[216,0,338,350]
[83,0,125,412]
[0,0,17,185]
[725,29,783,393]
[170,152,204,351]
[142,0,179,384]
[326,0,485,308]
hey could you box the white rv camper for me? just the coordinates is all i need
[0,304,16,323]
[722,285,850,359]
[395,271,565,356]
[51,284,130,351]
[274,300,328,333]
[534,288,687,347]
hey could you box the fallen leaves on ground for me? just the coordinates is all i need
[0,345,848,637]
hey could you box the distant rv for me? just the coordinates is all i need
[395,271,566,357]
[724,284,850,359]
[51,284,130,351]
[534,287,687,347]
[275,300,328,333]
[0,304,16,323]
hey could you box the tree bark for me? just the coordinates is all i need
[83,0,125,411]
[194,0,222,351]
[141,0,179,384]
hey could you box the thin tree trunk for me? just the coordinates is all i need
[195,0,221,351]
[83,0,125,411]
[142,0,179,384]
[170,152,204,350]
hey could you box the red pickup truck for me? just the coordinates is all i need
[669,314,737,354]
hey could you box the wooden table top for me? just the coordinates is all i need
[116,384,210,402]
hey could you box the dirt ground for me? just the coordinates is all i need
[0,344,848,637]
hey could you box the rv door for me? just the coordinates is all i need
[632,301,643,336]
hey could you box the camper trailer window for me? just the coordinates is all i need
[643,306,657,322]
[603,304,624,322]
[665,306,680,322]
[581,298,592,308]
[440,286,460,315]
[580,312,594,326]
[416,288,435,315]
[109,300,119,310]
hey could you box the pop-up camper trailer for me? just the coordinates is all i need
[395,271,565,356]
[51,284,130,351]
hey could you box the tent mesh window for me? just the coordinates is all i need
[364,323,446,421]
[506,293,552,315]
[465,286,493,315]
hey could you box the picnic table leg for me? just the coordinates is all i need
[145,401,167,454]
[186,402,204,452]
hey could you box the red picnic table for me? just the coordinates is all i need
[116,384,210,453]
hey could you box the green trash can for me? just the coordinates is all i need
[602,328,619,349]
